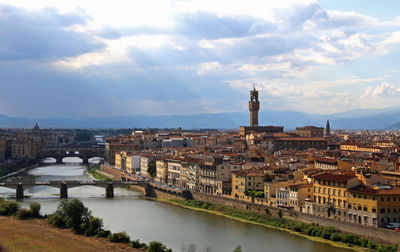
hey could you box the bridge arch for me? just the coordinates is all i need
[0,181,147,199]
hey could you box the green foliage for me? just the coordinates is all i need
[233,245,242,252]
[88,165,113,181]
[29,202,41,218]
[108,232,130,243]
[0,200,19,216]
[16,208,31,219]
[54,199,93,233]
[130,239,148,249]
[48,214,66,228]
[244,190,264,198]
[147,241,172,252]
[97,229,111,238]
[148,160,156,178]
[84,217,103,236]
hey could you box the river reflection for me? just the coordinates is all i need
[0,158,352,252]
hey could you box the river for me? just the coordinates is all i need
[0,158,352,252]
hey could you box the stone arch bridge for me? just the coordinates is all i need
[0,181,148,199]
[40,145,105,164]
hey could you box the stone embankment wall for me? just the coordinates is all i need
[191,191,400,245]
[299,213,400,245]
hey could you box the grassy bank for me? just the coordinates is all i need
[0,216,139,252]
[87,164,114,181]
[169,199,398,252]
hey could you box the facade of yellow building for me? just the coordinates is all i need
[232,168,265,203]
[348,185,400,227]
[313,173,360,221]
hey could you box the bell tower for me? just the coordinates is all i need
[249,85,260,127]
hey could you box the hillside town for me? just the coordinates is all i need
[101,87,400,229]
[2,88,400,230]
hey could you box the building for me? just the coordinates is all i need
[125,153,141,174]
[181,160,199,191]
[312,172,360,221]
[249,85,260,127]
[232,168,265,203]
[239,86,284,138]
[156,158,169,183]
[314,157,338,170]
[296,126,324,138]
[348,185,400,227]
[288,184,313,212]
[115,152,126,170]
[0,139,6,162]
[326,120,331,136]
[11,138,39,160]
[168,159,182,186]
[140,155,155,177]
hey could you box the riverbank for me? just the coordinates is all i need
[0,216,139,252]
[87,164,114,181]
[163,199,398,252]
[0,161,39,181]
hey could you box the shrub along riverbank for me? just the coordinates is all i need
[170,199,398,252]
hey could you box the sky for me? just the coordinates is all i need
[0,0,400,118]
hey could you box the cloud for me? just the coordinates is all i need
[361,83,400,99]
[1,1,400,118]
[0,4,104,61]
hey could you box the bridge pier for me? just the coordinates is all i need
[60,183,68,199]
[82,157,89,164]
[56,157,63,164]
[16,184,24,200]
[105,183,114,198]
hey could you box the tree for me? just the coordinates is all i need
[84,217,103,236]
[278,209,283,218]
[148,160,156,178]
[233,245,242,252]
[55,199,92,232]
[148,241,171,252]
[29,202,41,218]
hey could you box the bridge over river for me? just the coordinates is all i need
[39,145,105,164]
[0,181,148,199]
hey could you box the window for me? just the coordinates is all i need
[387,197,390,201]
[372,207,376,213]
[363,205,367,211]
[380,208,385,213]
[381,197,384,202]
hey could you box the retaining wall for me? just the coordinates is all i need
[191,191,400,245]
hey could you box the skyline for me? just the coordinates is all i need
[1,0,400,118]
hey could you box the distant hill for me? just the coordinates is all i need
[0,108,399,129]
[385,121,400,130]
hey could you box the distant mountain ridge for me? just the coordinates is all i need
[0,108,399,129]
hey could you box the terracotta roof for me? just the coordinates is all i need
[313,173,356,182]
[348,185,378,195]
[314,157,338,164]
